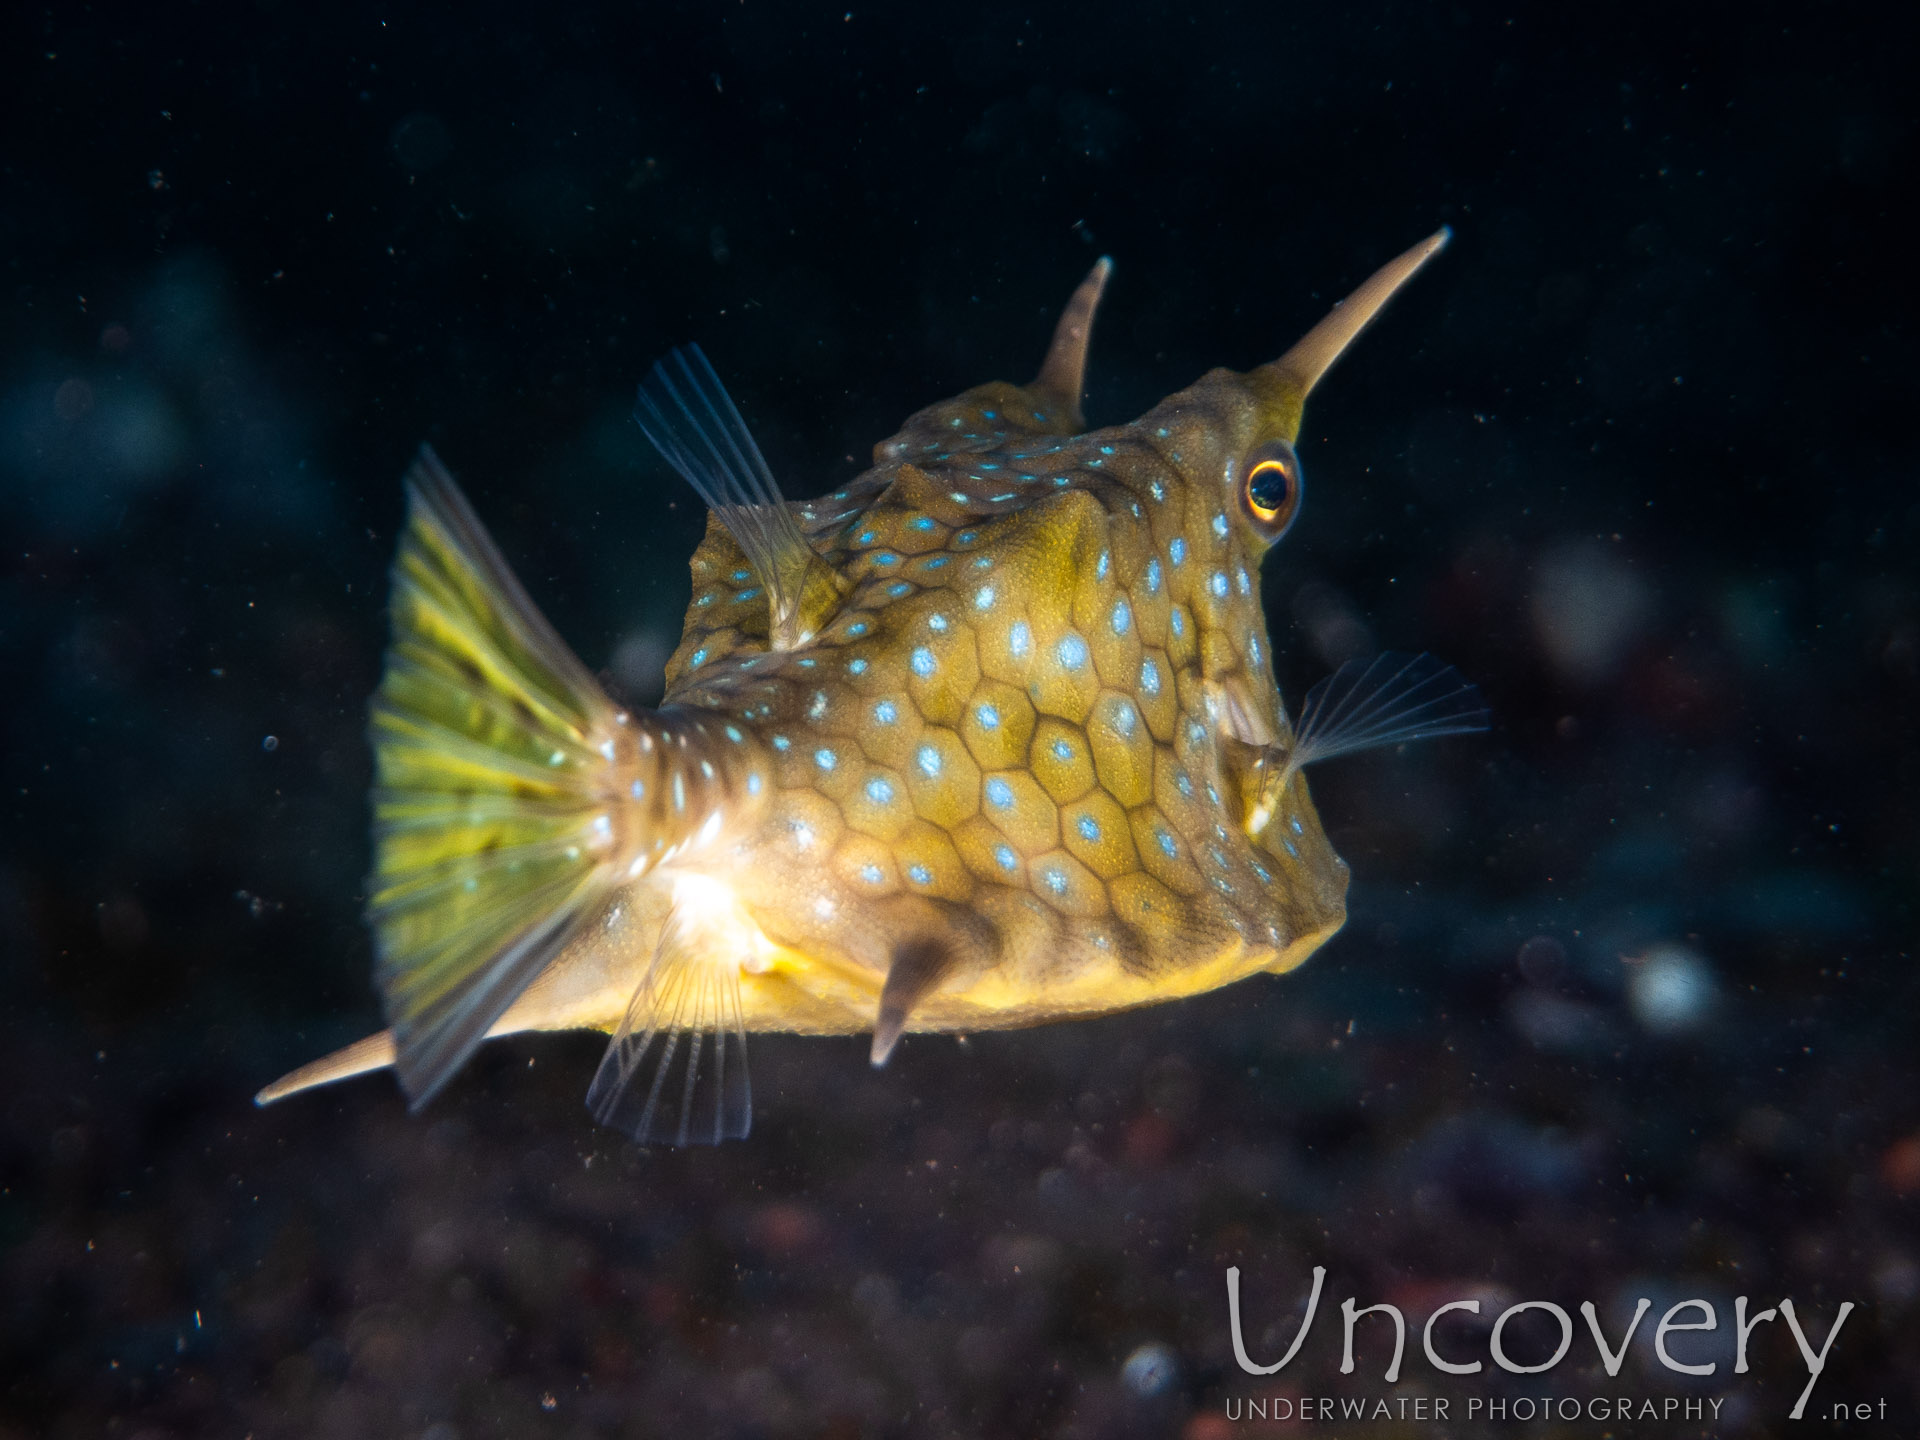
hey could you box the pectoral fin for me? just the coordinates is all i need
[1280,652,1490,787]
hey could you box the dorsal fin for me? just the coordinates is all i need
[635,346,840,648]
[1031,257,1112,432]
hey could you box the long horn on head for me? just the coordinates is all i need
[1260,228,1451,399]
[1031,256,1113,431]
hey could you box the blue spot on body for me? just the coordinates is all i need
[1056,634,1088,669]
[1111,598,1131,635]
[857,531,875,545]
[866,777,894,804]
[747,773,762,795]
[911,647,936,677]
[986,778,1014,808]
[888,582,910,597]
[861,864,884,884]
[1156,828,1177,858]
[908,864,932,886]
[874,701,898,724]
[772,735,791,751]
[849,622,869,637]
[976,704,1000,730]
[1010,621,1032,659]
[1140,658,1161,695]
[910,516,936,531]
[690,648,708,667]
[1051,737,1073,761]
[815,748,837,770]
[1043,867,1068,895]
[1210,572,1229,598]
[1076,815,1100,841]
[1169,538,1187,566]
[849,658,869,674]
[1146,558,1162,593]
[994,844,1018,872]
[917,745,941,777]
[924,555,949,569]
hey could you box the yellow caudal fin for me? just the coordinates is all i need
[369,448,636,1108]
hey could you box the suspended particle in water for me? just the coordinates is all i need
[1120,1342,1179,1397]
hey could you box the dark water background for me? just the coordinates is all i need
[5,3,1917,1436]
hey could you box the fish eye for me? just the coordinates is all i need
[1237,439,1303,540]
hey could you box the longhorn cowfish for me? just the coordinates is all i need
[257,229,1487,1145]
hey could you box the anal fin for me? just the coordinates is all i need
[585,884,752,1146]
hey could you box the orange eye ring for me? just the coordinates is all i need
[1238,440,1303,539]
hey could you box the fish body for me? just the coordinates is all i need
[259,231,1485,1143]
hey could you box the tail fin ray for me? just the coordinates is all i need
[369,448,632,1108]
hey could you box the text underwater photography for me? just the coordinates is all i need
[4,0,1918,1437]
